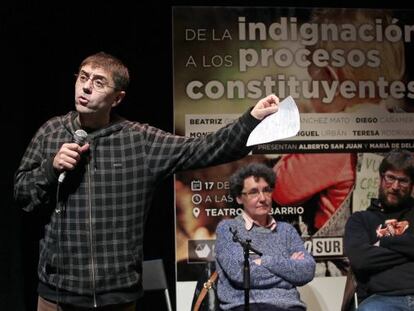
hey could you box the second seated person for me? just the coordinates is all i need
[215,163,315,311]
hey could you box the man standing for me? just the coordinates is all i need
[344,149,414,310]
[14,52,279,310]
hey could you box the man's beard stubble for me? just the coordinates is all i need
[378,187,411,210]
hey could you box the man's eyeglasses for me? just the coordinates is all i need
[382,173,411,188]
[241,186,273,199]
[75,73,117,92]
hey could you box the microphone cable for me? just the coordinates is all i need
[53,129,88,311]
[55,181,64,311]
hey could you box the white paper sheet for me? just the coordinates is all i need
[246,96,300,146]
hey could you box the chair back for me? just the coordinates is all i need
[143,259,173,311]
[341,267,358,311]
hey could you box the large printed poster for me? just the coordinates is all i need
[173,6,414,310]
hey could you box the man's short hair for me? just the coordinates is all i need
[79,51,130,91]
[379,149,414,182]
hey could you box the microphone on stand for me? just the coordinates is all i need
[229,227,238,242]
[229,227,262,256]
[229,226,262,311]
[58,129,88,183]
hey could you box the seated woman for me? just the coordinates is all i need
[215,163,315,311]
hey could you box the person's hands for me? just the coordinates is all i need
[250,94,279,120]
[394,220,409,235]
[53,143,90,173]
[290,251,305,260]
[253,258,262,265]
[376,219,409,237]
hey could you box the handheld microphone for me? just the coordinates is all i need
[58,129,88,183]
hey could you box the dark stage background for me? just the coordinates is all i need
[1,1,407,310]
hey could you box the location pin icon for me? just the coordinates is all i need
[192,207,200,218]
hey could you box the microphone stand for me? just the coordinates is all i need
[229,227,263,311]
